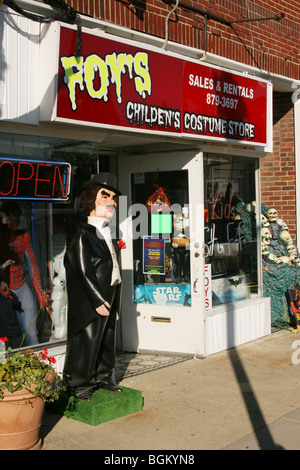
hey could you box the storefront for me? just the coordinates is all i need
[0,9,273,369]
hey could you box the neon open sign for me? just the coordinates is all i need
[0,158,71,201]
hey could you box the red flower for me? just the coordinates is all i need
[0,337,8,342]
[117,240,126,249]
[39,348,56,364]
[39,348,49,361]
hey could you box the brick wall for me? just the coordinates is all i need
[63,0,300,80]
[261,92,296,240]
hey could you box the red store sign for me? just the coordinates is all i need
[55,25,271,146]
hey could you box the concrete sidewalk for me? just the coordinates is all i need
[41,328,300,450]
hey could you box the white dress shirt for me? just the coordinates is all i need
[87,216,122,286]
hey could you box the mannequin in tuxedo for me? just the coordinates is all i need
[63,173,123,401]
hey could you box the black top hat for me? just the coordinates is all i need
[82,172,121,195]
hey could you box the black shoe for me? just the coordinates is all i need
[67,387,94,401]
[77,391,93,401]
[97,380,122,393]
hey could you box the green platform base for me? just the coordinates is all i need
[50,386,143,426]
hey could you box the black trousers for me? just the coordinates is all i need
[63,286,118,395]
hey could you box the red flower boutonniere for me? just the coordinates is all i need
[117,240,126,249]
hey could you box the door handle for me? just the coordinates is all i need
[193,278,199,293]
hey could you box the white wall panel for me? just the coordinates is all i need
[205,298,271,356]
[0,8,39,124]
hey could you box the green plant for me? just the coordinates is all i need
[0,338,64,402]
[0,289,64,402]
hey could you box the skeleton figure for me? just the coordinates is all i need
[287,245,300,266]
[261,243,270,256]
[277,219,300,265]
[268,208,281,242]
[261,213,270,227]
[261,227,279,261]
[261,227,272,246]
[261,226,290,264]
[277,218,289,231]
[262,208,299,266]
[279,255,292,265]
[279,229,294,246]
[267,208,279,223]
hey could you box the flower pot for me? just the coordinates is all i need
[0,385,45,450]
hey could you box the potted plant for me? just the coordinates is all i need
[0,337,64,450]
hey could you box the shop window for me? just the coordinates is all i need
[204,154,259,307]
[0,133,107,349]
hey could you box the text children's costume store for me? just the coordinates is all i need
[0,10,273,368]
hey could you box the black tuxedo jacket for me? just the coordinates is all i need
[64,222,122,338]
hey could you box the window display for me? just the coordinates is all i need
[0,200,51,347]
[204,154,259,307]
[0,133,102,349]
[131,170,191,307]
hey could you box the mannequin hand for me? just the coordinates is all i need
[96,301,111,316]
[0,281,12,299]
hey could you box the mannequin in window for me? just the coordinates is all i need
[0,201,51,346]
[63,173,123,401]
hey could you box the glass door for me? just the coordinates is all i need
[131,169,190,305]
[118,150,205,355]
